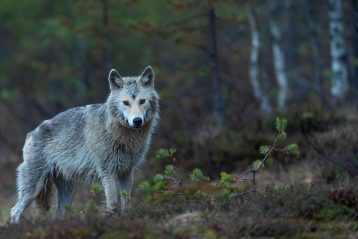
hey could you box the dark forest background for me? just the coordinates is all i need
[1,0,357,175]
[0,0,357,237]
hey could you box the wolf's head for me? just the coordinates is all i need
[106,66,159,129]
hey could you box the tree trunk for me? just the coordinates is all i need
[284,0,300,79]
[101,0,113,71]
[208,0,224,126]
[350,0,358,103]
[246,5,272,115]
[328,0,349,102]
[269,0,288,112]
[74,37,89,103]
[304,0,323,99]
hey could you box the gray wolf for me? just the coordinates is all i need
[10,66,159,223]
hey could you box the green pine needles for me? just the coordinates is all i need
[190,168,209,181]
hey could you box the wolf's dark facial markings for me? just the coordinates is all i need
[126,81,140,100]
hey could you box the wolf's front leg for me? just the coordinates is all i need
[118,171,133,214]
[101,175,119,213]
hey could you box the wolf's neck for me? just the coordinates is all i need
[104,103,123,132]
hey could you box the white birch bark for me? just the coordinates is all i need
[269,0,288,112]
[329,0,349,100]
[246,6,272,115]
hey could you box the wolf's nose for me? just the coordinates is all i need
[133,117,143,127]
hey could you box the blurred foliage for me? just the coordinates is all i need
[0,0,357,162]
[190,168,209,181]
[219,171,234,187]
[155,148,176,160]
[287,143,300,155]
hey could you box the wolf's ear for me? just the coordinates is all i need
[108,69,124,90]
[140,66,155,88]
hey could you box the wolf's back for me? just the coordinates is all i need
[31,106,86,143]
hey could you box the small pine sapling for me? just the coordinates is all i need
[237,117,299,192]
[138,117,299,200]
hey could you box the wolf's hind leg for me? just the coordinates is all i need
[10,161,47,223]
[35,179,53,212]
[11,198,33,224]
[54,176,76,218]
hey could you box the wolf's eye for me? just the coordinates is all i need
[123,101,130,106]
[139,99,146,105]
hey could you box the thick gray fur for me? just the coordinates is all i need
[10,66,159,223]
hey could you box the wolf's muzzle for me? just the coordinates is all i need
[133,117,143,128]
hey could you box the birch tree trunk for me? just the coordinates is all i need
[328,0,349,101]
[208,0,224,126]
[269,0,288,112]
[246,6,272,115]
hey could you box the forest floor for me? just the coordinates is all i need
[0,160,357,239]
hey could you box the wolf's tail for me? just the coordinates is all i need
[34,174,53,211]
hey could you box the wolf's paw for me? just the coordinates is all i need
[119,197,131,216]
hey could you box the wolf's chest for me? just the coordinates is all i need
[104,136,147,163]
